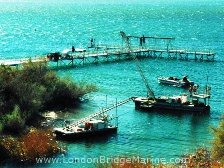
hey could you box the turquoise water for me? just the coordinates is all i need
[1,1,224,167]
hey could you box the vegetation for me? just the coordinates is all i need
[2,105,25,133]
[0,61,95,163]
[96,156,160,168]
[0,61,96,133]
[212,116,224,162]
[0,61,223,167]
[96,150,223,168]
[97,116,224,168]
[0,129,61,163]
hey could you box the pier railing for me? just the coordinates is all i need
[0,45,216,68]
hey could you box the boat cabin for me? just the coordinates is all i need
[61,47,86,58]
[166,94,188,104]
[191,93,210,106]
[79,119,109,131]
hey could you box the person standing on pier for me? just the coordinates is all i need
[72,46,75,52]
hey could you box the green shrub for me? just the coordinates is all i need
[0,122,3,133]
[0,62,96,133]
[3,105,25,133]
[44,78,97,108]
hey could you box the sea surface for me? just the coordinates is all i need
[0,0,224,168]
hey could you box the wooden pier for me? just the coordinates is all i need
[47,31,215,67]
[0,47,215,68]
[0,32,216,68]
[48,47,215,68]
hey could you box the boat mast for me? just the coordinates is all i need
[116,98,118,127]
[120,31,156,100]
[205,75,211,105]
[135,58,156,99]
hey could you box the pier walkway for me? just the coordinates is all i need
[0,32,216,68]
[0,46,215,68]
[48,46,215,68]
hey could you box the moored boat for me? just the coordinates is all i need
[53,117,117,140]
[52,97,132,141]
[158,76,194,88]
[132,56,211,114]
[133,92,211,113]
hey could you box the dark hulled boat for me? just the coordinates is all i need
[54,118,117,141]
[133,92,210,114]
[132,53,211,114]
[52,97,133,141]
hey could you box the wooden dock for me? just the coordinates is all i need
[0,32,216,68]
[49,46,215,68]
[0,46,215,68]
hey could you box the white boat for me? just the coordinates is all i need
[158,76,194,88]
[61,47,86,56]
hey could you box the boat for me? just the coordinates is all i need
[133,91,211,113]
[61,47,86,57]
[53,116,117,140]
[53,97,134,141]
[118,31,211,114]
[158,76,194,88]
[132,56,211,114]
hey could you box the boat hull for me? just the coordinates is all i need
[140,103,210,113]
[54,127,118,141]
[133,97,210,114]
[158,78,194,88]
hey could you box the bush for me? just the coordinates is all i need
[212,116,224,162]
[0,62,97,133]
[3,105,25,134]
[0,129,61,163]
[20,129,60,162]
[0,122,3,133]
[0,136,14,162]
[45,78,97,108]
